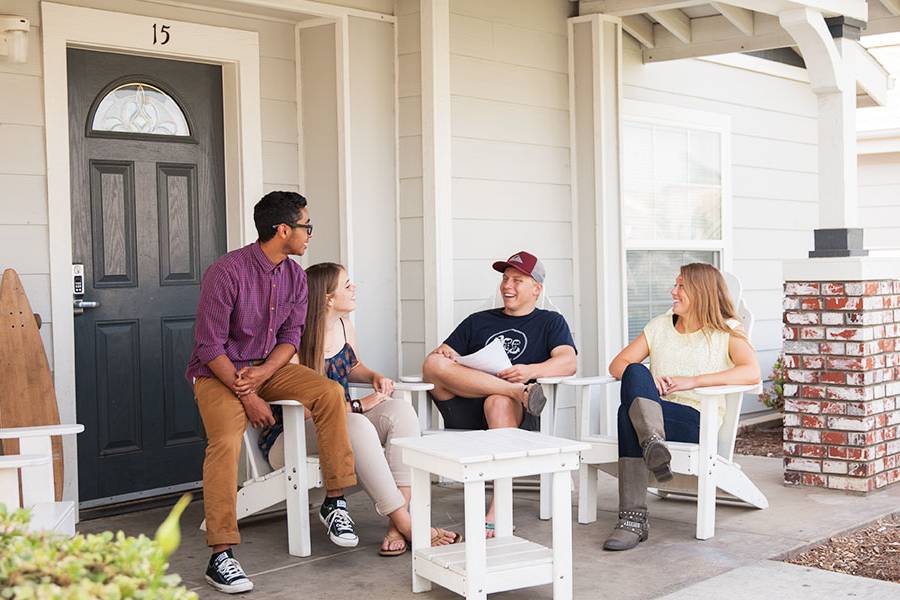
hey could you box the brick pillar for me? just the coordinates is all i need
[782,279,900,492]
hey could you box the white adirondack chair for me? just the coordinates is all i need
[200,382,432,557]
[0,423,85,536]
[567,271,767,540]
[414,285,574,520]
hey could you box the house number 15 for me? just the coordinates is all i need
[153,23,171,45]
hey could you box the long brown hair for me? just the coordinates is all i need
[297,262,344,374]
[679,263,747,341]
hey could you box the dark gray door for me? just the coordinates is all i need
[68,49,226,502]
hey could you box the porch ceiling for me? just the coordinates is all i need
[580,1,899,108]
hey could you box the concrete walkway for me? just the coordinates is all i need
[78,455,900,599]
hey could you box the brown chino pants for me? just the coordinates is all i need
[195,363,356,547]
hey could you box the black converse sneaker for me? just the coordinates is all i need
[205,549,254,594]
[319,497,359,547]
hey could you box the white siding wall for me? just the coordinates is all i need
[0,0,300,374]
[448,0,577,329]
[623,38,819,411]
[859,153,900,250]
[397,0,426,375]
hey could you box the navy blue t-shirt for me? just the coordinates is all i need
[443,308,576,367]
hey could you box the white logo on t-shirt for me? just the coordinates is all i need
[487,329,528,359]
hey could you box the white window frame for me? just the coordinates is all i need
[619,99,733,347]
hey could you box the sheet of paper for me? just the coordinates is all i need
[456,337,512,375]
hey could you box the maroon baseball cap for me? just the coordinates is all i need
[492,251,546,283]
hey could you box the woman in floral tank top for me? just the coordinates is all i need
[259,263,460,556]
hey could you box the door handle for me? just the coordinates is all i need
[73,299,100,309]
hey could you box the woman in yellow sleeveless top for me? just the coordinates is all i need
[604,263,760,551]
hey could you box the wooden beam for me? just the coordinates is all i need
[579,1,704,17]
[649,9,690,43]
[711,2,754,36]
[581,0,867,22]
[844,39,894,106]
[878,0,900,17]
[622,14,655,47]
[643,13,794,62]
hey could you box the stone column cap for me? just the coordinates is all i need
[784,255,900,281]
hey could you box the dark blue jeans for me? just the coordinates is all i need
[617,363,701,458]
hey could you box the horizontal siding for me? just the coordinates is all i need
[397,3,425,372]
[859,153,900,250]
[448,0,576,347]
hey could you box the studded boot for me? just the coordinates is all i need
[603,458,650,551]
[628,396,673,482]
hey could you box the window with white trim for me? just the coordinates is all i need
[622,103,730,342]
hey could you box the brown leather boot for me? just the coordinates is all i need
[603,458,649,551]
[628,396,673,482]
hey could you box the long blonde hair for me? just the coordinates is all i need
[297,262,344,375]
[678,263,747,341]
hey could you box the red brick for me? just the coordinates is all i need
[802,356,825,369]
[818,343,845,355]
[801,415,825,428]
[821,401,847,414]
[800,385,826,399]
[786,282,820,296]
[800,327,825,340]
[824,296,862,310]
[822,283,845,295]
[848,462,876,477]
[801,444,826,457]
[788,370,818,383]
[787,312,820,325]
[783,326,798,341]
[784,471,803,485]
[826,357,868,371]
[784,428,821,443]
[800,298,822,310]
[826,387,866,401]
[828,446,848,459]
[820,372,846,385]
[802,474,827,486]
[822,431,848,445]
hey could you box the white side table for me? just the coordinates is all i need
[395,428,589,600]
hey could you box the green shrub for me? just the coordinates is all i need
[759,354,787,412]
[0,495,197,599]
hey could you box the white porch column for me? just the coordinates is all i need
[779,9,866,257]
[420,0,454,350]
[568,15,625,377]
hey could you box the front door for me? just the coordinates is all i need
[68,49,226,503]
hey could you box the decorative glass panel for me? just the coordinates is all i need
[626,250,719,341]
[92,83,190,136]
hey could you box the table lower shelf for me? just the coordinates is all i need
[413,535,554,595]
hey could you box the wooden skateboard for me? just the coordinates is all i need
[0,269,64,500]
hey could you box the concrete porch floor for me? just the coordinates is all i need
[78,456,900,599]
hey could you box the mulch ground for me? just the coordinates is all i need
[734,422,783,458]
[786,515,900,584]
[733,420,899,584]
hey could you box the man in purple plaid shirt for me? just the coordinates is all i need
[186,191,357,594]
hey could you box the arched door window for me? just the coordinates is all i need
[89,82,191,138]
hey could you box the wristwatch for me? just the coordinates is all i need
[350,399,363,414]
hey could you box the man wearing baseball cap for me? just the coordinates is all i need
[422,250,577,535]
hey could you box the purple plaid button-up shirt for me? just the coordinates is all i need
[185,242,308,382]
